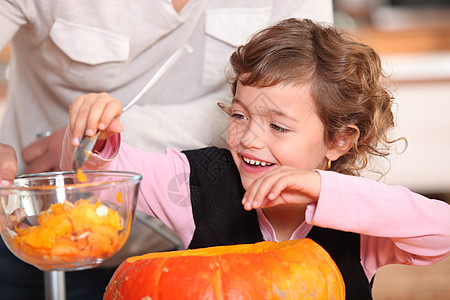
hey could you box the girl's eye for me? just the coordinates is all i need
[231,113,248,120]
[270,123,290,133]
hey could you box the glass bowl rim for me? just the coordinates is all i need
[0,170,142,192]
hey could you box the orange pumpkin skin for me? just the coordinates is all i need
[104,238,345,300]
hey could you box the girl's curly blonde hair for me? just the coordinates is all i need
[228,18,405,176]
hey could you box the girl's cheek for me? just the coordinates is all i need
[226,122,243,148]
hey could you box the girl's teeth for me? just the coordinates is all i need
[243,157,273,166]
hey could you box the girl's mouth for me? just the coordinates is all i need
[242,156,274,167]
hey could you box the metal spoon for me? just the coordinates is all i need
[71,44,193,170]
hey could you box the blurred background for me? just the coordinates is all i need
[334,1,450,299]
[0,1,449,299]
[334,0,450,196]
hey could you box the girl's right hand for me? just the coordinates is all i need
[69,93,124,148]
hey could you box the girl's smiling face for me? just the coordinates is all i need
[227,81,331,190]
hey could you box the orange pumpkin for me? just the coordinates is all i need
[104,238,345,299]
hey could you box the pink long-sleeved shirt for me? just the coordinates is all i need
[61,132,450,280]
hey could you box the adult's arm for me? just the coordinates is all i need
[307,170,450,279]
[0,0,29,50]
[0,1,65,175]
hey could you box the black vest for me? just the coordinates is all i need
[183,147,373,300]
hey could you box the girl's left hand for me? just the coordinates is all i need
[242,167,322,211]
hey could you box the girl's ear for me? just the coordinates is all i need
[326,125,360,161]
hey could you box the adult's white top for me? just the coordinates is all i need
[0,0,333,174]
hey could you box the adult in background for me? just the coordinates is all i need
[0,0,334,299]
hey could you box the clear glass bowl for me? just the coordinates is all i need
[0,170,141,271]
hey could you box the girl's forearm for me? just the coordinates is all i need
[308,170,450,277]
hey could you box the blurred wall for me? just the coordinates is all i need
[334,0,450,196]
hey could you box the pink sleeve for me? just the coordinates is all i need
[306,170,450,280]
[60,128,196,248]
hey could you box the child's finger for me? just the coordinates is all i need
[98,98,123,131]
[250,174,285,209]
[262,171,322,207]
[97,119,124,141]
[71,95,98,145]
[85,93,119,136]
[261,176,295,206]
[243,173,277,210]
[69,95,86,132]
[242,177,263,210]
[69,93,122,146]
[69,96,92,146]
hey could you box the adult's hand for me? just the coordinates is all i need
[22,126,66,174]
[0,143,17,186]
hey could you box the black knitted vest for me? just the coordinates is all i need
[183,147,372,299]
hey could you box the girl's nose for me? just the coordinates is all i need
[240,121,265,149]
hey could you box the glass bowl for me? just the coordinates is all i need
[0,170,141,271]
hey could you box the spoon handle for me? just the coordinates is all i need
[71,43,193,170]
[123,44,193,113]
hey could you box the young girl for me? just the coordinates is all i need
[62,19,450,299]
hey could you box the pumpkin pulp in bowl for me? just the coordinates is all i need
[0,170,141,271]
[12,199,123,266]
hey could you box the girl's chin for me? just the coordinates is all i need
[238,166,277,190]
[240,176,258,191]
